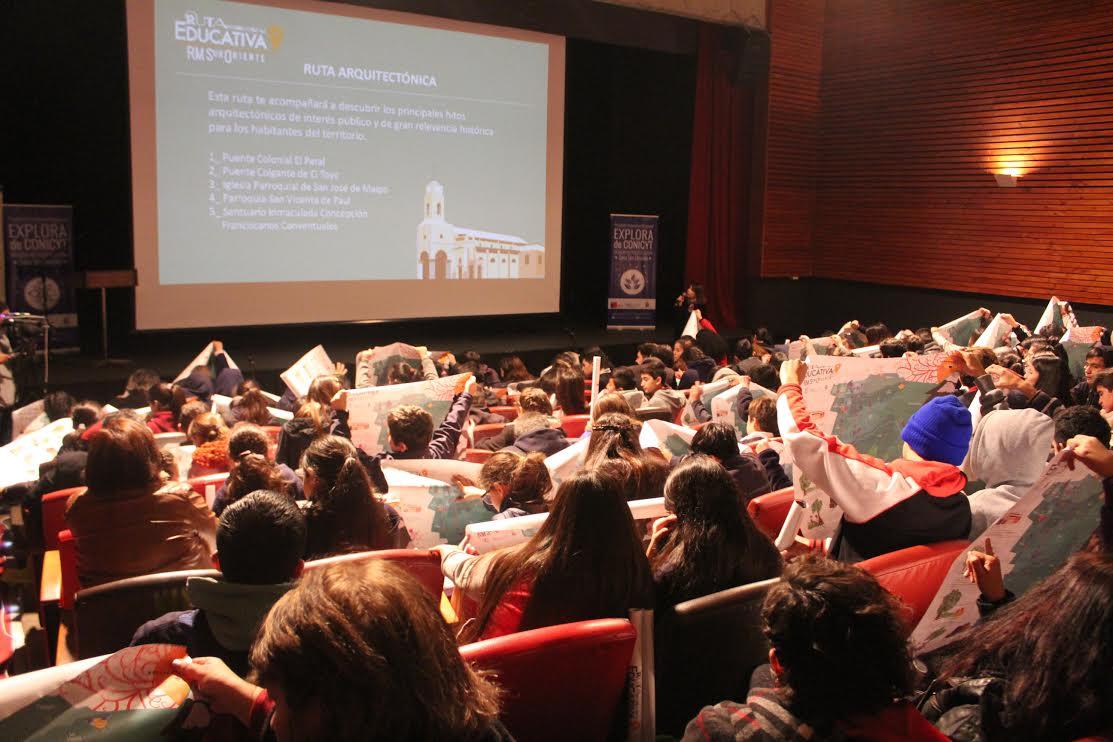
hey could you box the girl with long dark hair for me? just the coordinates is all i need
[437,467,653,642]
[301,435,409,558]
[648,456,781,607]
[923,551,1113,741]
[583,412,669,501]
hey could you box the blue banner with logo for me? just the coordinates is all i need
[3,204,79,349]
[607,214,658,330]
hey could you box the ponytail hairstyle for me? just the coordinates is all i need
[232,389,272,425]
[225,424,288,506]
[301,435,391,558]
[584,413,668,501]
[188,412,228,446]
[295,400,331,436]
[479,451,552,513]
[306,374,343,408]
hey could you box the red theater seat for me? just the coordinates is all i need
[559,414,590,439]
[858,539,970,629]
[464,448,494,463]
[488,405,518,421]
[41,487,84,551]
[260,425,282,444]
[305,549,443,600]
[746,487,795,541]
[460,619,636,742]
[471,423,506,444]
[57,529,80,611]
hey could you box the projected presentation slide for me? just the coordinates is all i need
[127,0,564,329]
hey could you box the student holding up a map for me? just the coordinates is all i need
[777,359,973,561]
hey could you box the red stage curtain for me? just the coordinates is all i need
[685,24,754,331]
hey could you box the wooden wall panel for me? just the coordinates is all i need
[761,0,825,277]
[811,0,1113,305]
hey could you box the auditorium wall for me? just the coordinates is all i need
[756,0,1113,327]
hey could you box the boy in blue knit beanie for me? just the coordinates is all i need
[777,360,972,562]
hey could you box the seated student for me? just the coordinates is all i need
[880,337,909,358]
[581,345,614,389]
[178,400,208,436]
[502,411,572,456]
[552,364,587,417]
[747,362,780,393]
[65,415,216,587]
[589,391,638,426]
[674,346,716,389]
[476,451,552,519]
[19,390,75,436]
[605,365,639,393]
[963,409,1054,537]
[987,354,1072,417]
[355,345,437,388]
[171,560,507,741]
[638,358,686,418]
[176,365,216,405]
[1095,370,1113,427]
[111,368,161,410]
[1072,346,1113,406]
[732,337,762,376]
[131,490,305,676]
[275,399,331,470]
[684,555,946,742]
[905,333,926,354]
[475,388,555,451]
[695,329,730,367]
[687,422,772,502]
[778,359,972,561]
[436,467,653,642]
[463,350,500,387]
[226,388,280,427]
[332,376,475,468]
[864,322,894,346]
[648,455,781,608]
[743,397,793,490]
[212,425,302,516]
[145,383,178,434]
[188,412,231,477]
[301,435,410,558]
[584,412,670,501]
[1053,404,1112,449]
[922,551,1113,742]
[636,342,674,368]
[498,354,534,385]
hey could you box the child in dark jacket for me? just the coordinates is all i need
[131,490,305,676]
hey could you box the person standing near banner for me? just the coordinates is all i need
[674,283,708,336]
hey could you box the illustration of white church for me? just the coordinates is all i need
[416,181,545,280]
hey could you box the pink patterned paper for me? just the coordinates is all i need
[58,645,189,712]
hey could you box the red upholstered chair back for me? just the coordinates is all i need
[58,529,80,611]
[559,414,590,439]
[464,448,494,463]
[746,487,795,541]
[488,405,518,421]
[260,425,282,444]
[188,472,229,498]
[857,539,969,629]
[304,549,443,600]
[460,619,637,742]
[41,487,85,551]
[471,423,506,444]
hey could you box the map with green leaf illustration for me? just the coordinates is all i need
[1003,477,1104,596]
[935,313,985,347]
[828,375,941,460]
[427,485,495,545]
